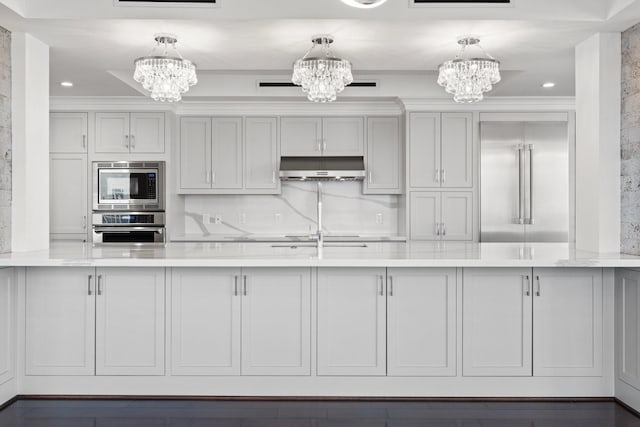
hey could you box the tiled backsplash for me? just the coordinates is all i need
[182,182,401,237]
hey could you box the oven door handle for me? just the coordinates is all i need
[93,227,164,233]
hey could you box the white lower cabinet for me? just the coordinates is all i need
[95,268,165,376]
[171,267,311,376]
[533,268,603,377]
[617,268,640,390]
[463,268,533,376]
[0,268,14,386]
[50,154,88,241]
[317,268,387,376]
[463,267,604,378]
[26,267,165,376]
[387,268,457,376]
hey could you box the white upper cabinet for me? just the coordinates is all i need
[410,191,473,241]
[50,112,88,153]
[533,268,603,377]
[463,268,533,377]
[408,112,473,189]
[387,268,457,377]
[171,268,241,376]
[50,154,88,239]
[179,116,280,194]
[410,192,441,240]
[317,268,387,376]
[281,117,364,157]
[241,268,311,375]
[95,112,165,154]
[244,117,279,191]
[211,117,243,189]
[95,268,165,376]
[26,267,96,376]
[441,192,473,241]
[364,117,402,194]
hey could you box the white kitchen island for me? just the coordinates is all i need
[1,242,640,413]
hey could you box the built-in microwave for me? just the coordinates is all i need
[92,161,165,211]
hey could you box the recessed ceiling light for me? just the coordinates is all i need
[60,81,74,87]
[340,0,389,8]
[542,82,556,88]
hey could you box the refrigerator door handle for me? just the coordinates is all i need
[527,144,535,225]
[516,146,524,224]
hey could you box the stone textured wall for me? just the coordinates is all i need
[622,24,640,254]
[0,27,9,253]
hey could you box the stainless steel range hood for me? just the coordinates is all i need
[279,156,366,181]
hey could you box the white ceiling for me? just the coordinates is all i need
[1,0,639,99]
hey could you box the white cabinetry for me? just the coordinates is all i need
[50,112,88,153]
[317,268,386,376]
[387,268,456,376]
[364,117,402,194]
[179,117,279,194]
[408,112,473,189]
[95,112,165,154]
[281,117,364,157]
[25,267,165,376]
[50,154,88,240]
[464,267,604,377]
[617,269,640,390]
[0,268,14,386]
[171,268,311,376]
[95,268,165,376]
[410,192,473,241]
[463,268,533,376]
[533,268,603,376]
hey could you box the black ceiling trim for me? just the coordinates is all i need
[259,82,377,88]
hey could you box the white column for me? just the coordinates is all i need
[575,33,621,253]
[11,33,49,251]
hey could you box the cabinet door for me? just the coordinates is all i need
[617,269,640,389]
[364,117,402,194]
[130,112,165,153]
[96,268,165,376]
[244,117,279,192]
[50,112,88,153]
[409,113,440,188]
[211,117,243,189]
[50,154,88,237]
[180,117,212,190]
[95,112,130,153]
[241,268,311,375]
[387,268,456,376]
[410,192,441,240]
[171,268,241,376]
[463,268,533,376]
[441,192,473,241]
[0,268,14,385]
[280,117,322,156]
[25,267,95,375]
[317,268,386,376]
[441,112,473,188]
[322,117,364,156]
[533,268,603,377]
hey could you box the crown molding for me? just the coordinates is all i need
[49,96,175,112]
[400,96,576,112]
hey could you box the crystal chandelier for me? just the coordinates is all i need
[292,35,353,103]
[133,34,198,103]
[340,0,389,8]
[437,36,501,103]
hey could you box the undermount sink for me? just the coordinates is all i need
[271,243,368,248]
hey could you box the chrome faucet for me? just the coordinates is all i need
[316,181,324,247]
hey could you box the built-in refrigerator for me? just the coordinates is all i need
[480,119,570,242]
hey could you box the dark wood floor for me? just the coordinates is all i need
[0,399,639,426]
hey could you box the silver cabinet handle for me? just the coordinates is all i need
[124,134,129,148]
[441,169,446,184]
[97,275,103,296]
[205,171,211,184]
[243,275,247,296]
[82,135,86,149]
[234,275,238,296]
[88,274,93,296]
[435,168,440,184]
[536,275,541,296]
[528,144,535,225]
[82,215,87,230]
[272,171,276,184]
[517,146,524,224]
[323,139,327,152]
[389,276,394,297]
[436,223,441,236]
[130,134,135,149]
[378,275,384,296]
[369,171,373,184]
[524,275,530,296]
[442,223,446,236]
[211,171,215,184]
[317,139,322,152]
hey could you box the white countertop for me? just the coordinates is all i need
[1,242,640,268]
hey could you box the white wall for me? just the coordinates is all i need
[11,33,49,251]
[575,32,621,253]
